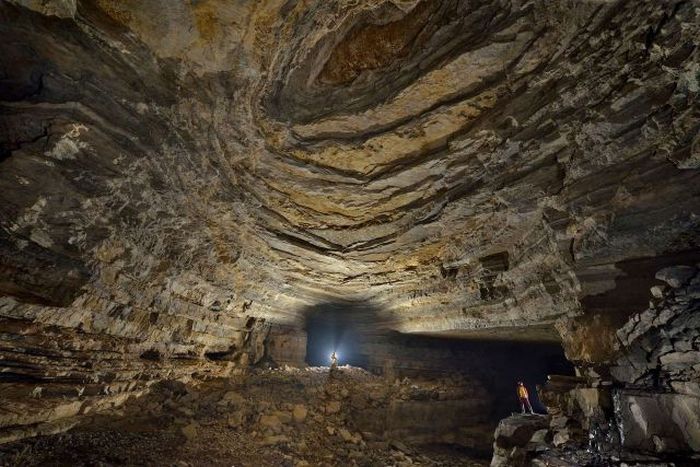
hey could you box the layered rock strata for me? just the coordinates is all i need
[0,0,699,452]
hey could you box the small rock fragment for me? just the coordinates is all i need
[181,423,198,441]
[292,404,308,423]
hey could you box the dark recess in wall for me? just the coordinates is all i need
[303,301,575,418]
[304,301,383,368]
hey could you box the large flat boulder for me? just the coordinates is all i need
[491,414,549,467]
[617,392,700,453]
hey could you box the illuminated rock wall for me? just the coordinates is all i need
[0,0,698,450]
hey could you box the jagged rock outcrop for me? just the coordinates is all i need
[0,0,699,453]
[611,265,700,392]
[490,266,700,465]
[611,265,700,455]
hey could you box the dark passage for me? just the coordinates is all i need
[303,302,575,416]
[361,332,575,416]
[304,302,382,368]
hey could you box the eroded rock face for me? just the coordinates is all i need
[0,0,699,448]
[611,265,700,393]
[617,392,700,453]
[491,267,700,464]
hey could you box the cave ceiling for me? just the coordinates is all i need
[1,0,699,343]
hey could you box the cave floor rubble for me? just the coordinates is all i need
[0,366,489,466]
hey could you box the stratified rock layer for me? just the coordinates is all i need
[0,0,699,453]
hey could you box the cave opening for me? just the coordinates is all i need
[302,301,575,416]
[363,332,576,417]
[303,301,381,368]
[1,0,699,464]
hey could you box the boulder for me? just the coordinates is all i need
[220,391,246,406]
[260,435,289,446]
[259,414,283,433]
[530,429,549,444]
[659,351,700,366]
[325,401,341,414]
[655,266,696,288]
[491,414,549,467]
[552,429,570,447]
[339,428,354,443]
[650,285,665,298]
[273,410,292,424]
[292,404,308,423]
[571,387,610,424]
[181,423,198,442]
[617,392,700,453]
[227,411,245,428]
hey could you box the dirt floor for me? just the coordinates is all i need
[0,367,491,466]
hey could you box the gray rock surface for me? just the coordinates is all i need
[611,266,700,392]
[490,414,549,467]
[617,392,700,453]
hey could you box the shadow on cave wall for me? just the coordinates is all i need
[301,301,575,418]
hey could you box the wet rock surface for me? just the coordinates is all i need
[0,367,490,466]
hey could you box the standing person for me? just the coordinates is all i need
[330,351,338,371]
[517,381,534,414]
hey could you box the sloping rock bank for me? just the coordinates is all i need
[0,366,491,466]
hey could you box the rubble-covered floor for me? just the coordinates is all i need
[492,412,700,467]
[0,367,490,466]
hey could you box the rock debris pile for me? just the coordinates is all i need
[489,265,700,466]
[0,366,490,467]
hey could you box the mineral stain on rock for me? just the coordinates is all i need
[318,1,435,85]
